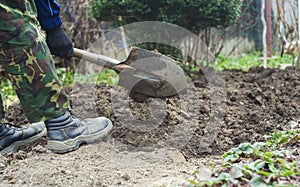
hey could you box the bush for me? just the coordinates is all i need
[90,0,241,34]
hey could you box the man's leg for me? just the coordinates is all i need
[0,1,70,122]
[0,1,47,155]
[0,1,112,154]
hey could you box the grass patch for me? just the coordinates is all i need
[57,67,118,86]
[212,53,294,71]
[0,79,18,110]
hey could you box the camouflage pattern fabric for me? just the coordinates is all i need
[0,0,70,123]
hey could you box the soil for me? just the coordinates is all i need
[1,67,300,187]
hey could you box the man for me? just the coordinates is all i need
[0,0,112,154]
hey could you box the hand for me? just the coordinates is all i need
[46,26,74,59]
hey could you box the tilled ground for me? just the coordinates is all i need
[1,67,300,186]
[4,67,300,158]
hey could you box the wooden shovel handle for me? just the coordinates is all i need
[73,48,134,73]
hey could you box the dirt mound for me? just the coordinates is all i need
[4,67,300,160]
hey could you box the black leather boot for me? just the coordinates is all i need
[0,122,46,155]
[45,112,113,153]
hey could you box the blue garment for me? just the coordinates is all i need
[34,0,62,30]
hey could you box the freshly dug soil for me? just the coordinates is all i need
[5,67,299,158]
[1,67,300,186]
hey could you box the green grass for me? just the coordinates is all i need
[57,67,118,86]
[0,79,18,110]
[212,53,294,71]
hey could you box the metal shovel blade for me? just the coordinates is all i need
[73,47,187,98]
[118,47,187,97]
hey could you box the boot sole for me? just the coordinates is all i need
[0,127,47,155]
[47,120,113,154]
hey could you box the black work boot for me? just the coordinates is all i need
[0,122,46,155]
[45,112,113,154]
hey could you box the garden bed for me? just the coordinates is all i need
[1,67,299,186]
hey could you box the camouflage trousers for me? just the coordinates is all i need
[0,0,70,123]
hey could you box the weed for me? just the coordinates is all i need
[186,129,300,187]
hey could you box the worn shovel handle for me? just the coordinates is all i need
[73,48,134,73]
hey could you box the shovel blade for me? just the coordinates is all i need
[118,47,187,98]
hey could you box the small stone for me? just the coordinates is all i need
[121,173,131,181]
[180,110,191,119]
[225,137,233,145]
[287,121,298,129]
[170,152,186,163]
[198,143,212,154]
[9,178,17,184]
[141,171,149,176]
[15,151,27,160]
[32,145,47,153]
[196,167,212,182]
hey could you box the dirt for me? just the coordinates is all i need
[1,67,300,186]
